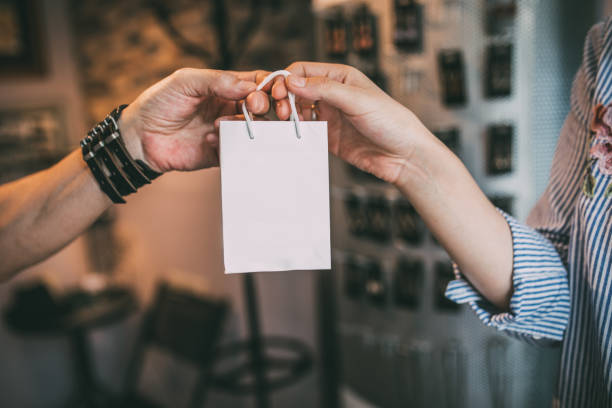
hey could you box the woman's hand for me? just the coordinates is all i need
[267,62,436,185]
[117,68,270,173]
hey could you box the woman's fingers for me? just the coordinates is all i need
[286,74,366,116]
[272,77,288,100]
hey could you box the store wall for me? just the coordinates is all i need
[311,0,599,407]
[0,1,317,407]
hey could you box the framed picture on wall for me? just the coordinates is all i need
[0,0,46,77]
[0,106,67,184]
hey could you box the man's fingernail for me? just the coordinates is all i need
[288,75,306,87]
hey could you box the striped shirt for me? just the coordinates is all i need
[445,18,612,407]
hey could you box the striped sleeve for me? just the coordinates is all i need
[444,20,605,345]
[445,210,570,343]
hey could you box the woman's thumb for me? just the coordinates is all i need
[286,74,361,115]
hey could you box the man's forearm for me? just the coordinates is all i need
[0,150,112,281]
[395,127,514,310]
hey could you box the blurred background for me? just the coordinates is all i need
[0,0,609,407]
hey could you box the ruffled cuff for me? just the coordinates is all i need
[445,211,570,342]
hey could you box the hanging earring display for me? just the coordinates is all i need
[394,257,424,309]
[438,49,468,107]
[325,9,348,60]
[364,196,392,243]
[394,0,423,53]
[345,193,368,238]
[393,198,425,245]
[485,43,512,98]
[364,258,386,306]
[352,5,377,57]
[485,0,516,37]
[344,255,366,300]
[486,124,513,175]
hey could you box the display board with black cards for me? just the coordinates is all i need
[314,1,558,407]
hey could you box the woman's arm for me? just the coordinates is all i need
[259,62,513,309]
[0,68,270,282]
[395,131,514,310]
[256,59,575,341]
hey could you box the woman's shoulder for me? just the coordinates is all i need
[570,19,609,127]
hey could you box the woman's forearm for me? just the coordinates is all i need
[0,150,111,281]
[395,126,514,310]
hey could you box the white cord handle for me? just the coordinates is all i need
[241,70,301,140]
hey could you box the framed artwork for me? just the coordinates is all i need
[486,124,514,175]
[0,106,67,184]
[0,0,45,77]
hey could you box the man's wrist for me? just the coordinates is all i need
[117,105,147,164]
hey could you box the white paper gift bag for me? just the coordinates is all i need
[219,71,331,273]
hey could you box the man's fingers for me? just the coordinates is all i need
[205,133,219,146]
[234,70,270,84]
[173,68,257,100]
[272,77,288,100]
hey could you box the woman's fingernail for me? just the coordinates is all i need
[288,75,306,87]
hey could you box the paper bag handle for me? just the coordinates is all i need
[242,70,301,140]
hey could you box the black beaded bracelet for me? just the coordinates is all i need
[81,105,161,204]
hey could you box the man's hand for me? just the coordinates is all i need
[117,68,270,173]
[266,62,436,186]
